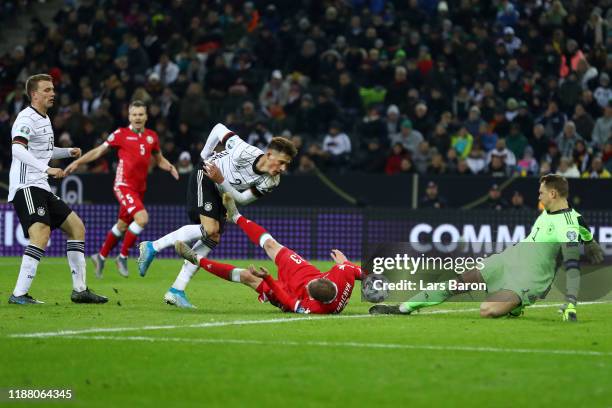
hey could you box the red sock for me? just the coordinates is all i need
[100,230,120,258]
[199,258,236,281]
[120,230,139,257]
[236,216,269,246]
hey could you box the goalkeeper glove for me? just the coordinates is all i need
[584,239,604,264]
[559,303,577,322]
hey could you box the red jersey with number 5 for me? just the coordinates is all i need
[104,127,160,192]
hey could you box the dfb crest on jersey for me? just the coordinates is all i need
[204,202,213,212]
[566,230,578,241]
[37,207,46,216]
[146,135,154,144]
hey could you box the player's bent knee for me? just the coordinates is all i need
[134,211,149,227]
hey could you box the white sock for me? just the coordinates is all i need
[13,245,44,296]
[172,240,215,291]
[153,224,203,252]
[111,223,124,237]
[232,213,242,223]
[128,221,144,235]
[67,240,87,292]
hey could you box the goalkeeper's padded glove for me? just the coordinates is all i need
[584,239,604,264]
[559,303,577,322]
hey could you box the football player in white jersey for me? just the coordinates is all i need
[138,123,296,308]
[7,74,107,304]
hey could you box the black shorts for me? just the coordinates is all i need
[186,166,226,231]
[11,186,72,238]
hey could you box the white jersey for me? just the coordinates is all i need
[209,134,279,196]
[8,106,54,201]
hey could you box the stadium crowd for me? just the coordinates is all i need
[1,0,611,179]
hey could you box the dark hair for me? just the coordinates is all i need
[129,100,147,109]
[540,174,569,198]
[25,74,53,99]
[308,278,337,303]
[267,136,298,158]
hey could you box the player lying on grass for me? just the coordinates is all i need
[65,100,178,278]
[173,194,362,313]
[138,123,296,308]
[370,174,604,320]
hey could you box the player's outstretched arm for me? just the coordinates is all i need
[153,151,179,180]
[65,144,109,174]
[204,162,258,205]
[52,147,81,160]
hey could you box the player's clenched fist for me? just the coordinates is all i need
[70,148,82,158]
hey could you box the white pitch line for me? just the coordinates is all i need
[8,314,373,338]
[56,335,612,357]
[8,301,610,339]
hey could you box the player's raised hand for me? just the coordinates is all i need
[203,161,225,184]
[46,167,65,179]
[250,266,270,278]
[70,148,82,158]
[330,249,348,264]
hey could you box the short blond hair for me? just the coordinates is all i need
[25,74,53,99]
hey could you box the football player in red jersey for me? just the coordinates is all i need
[174,193,362,314]
[65,100,178,277]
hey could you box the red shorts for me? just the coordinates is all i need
[256,247,320,307]
[113,186,145,224]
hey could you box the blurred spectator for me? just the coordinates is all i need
[486,138,516,167]
[427,152,447,175]
[544,142,562,171]
[510,191,528,211]
[450,126,473,159]
[516,146,539,176]
[594,73,612,108]
[259,69,289,118]
[572,140,591,174]
[384,104,401,141]
[555,121,583,157]
[486,155,509,177]
[420,181,447,209]
[592,101,612,149]
[556,156,581,178]
[506,124,528,160]
[385,143,409,175]
[464,106,484,138]
[572,103,595,144]
[152,54,180,86]
[478,184,509,211]
[177,151,194,174]
[537,100,566,139]
[247,120,273,150]
[390,119,423,155]
[352,138,386,173]
[582,157,611,178]
[322,121,351,171]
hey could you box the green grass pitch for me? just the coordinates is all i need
[0,256,611,407]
